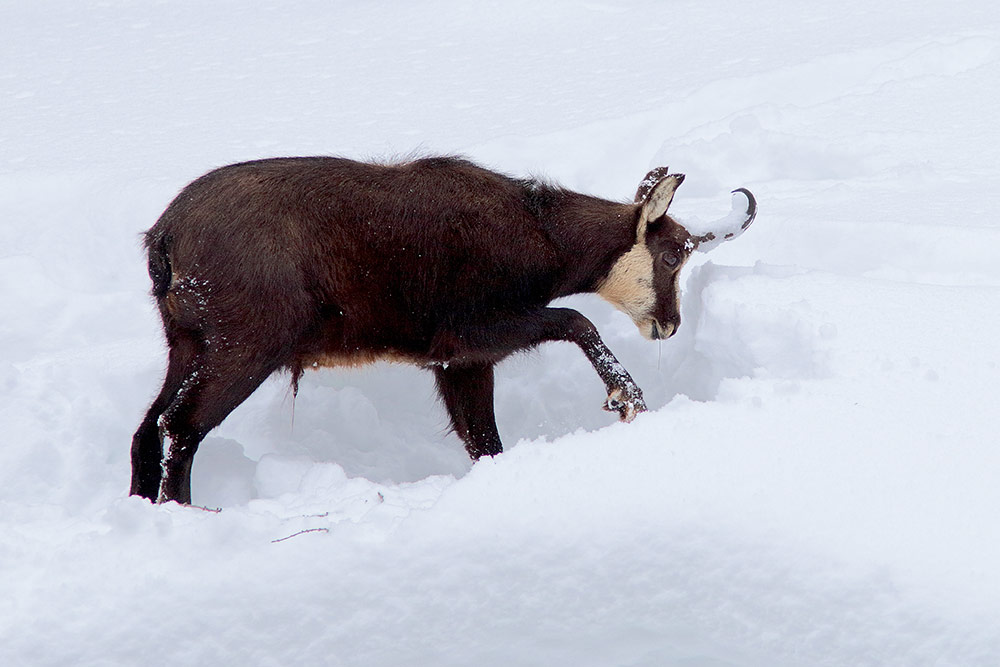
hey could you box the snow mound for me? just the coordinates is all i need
[3,1,1000,664]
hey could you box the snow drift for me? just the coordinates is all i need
[2,1,999,665]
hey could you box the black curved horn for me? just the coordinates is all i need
[732,187,757,231]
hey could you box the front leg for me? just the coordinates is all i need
[433,362,503,459]
[449,307,647,423]
[573,324,648,422]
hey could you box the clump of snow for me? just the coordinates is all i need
[676,189,756,252]
[3,1,1000,665]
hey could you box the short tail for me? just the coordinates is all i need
[144,229,172,298]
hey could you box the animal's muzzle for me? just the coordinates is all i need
[650,320,676,340]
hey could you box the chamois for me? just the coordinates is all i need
[131,157,756,503]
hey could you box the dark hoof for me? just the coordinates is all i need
[603,388,647,423]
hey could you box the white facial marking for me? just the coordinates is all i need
[601,172,689,339]
[597,241,656,327]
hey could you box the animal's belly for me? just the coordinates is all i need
[303,349,423,369]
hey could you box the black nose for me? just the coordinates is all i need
[652,319,679,340]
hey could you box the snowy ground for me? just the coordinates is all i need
[2,1,1000,665]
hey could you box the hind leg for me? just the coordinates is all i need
[130,333,200,500]
[156,349,285,504]
[434,363,502,459]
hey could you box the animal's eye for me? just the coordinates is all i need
[660,251,680,268]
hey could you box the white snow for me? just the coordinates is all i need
[2,1,1000,665]
[676,189,755,251]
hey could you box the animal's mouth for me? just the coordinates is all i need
[650,320,677,340]
[648,320,676,340]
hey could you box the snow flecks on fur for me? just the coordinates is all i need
[156,431,175,502]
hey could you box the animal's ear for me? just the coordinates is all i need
[639,172,685,222]
[634,167,673,203]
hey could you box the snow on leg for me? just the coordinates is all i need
[130,332,200,500]
[573,325,647,422]
[156,347,283,505]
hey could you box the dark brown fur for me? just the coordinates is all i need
[132,156,693,503]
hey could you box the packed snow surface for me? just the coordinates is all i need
[2,1,999,665]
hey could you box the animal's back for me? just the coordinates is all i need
[147,156,563,356]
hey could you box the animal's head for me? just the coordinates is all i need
[598,167,757,340]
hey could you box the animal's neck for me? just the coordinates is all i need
[540,189,639,298]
